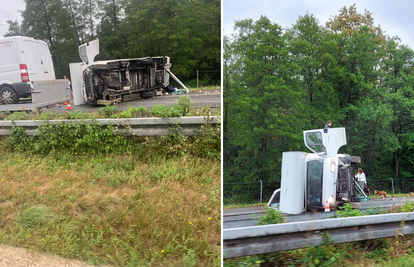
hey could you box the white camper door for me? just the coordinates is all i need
[78,40,99,66]
[303,128,347,157]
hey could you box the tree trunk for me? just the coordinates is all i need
[67,0,81,45]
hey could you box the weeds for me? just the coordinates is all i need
[3,120,220,160]
[337,203,385,218]
[1,101,220,121]
[256,207,285,225]
[151,104,182,117]
[176,96,194,116]
[224,235,414,267]
[98,104,118,117]
[0,151,220,266]
[15,205,54,229]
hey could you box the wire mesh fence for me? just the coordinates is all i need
[224,178,414,205]
[368,179,414,195]
[223,180,280,205]
[169,69,221,88]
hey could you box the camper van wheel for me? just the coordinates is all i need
[141,91,155,99]
[351,196,361,202]
[0,86,19,104]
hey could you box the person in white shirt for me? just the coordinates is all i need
[355,168,369,195]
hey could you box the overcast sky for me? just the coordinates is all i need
[224,0,414,49]
[0,0,25,37]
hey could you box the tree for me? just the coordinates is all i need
[326,4,384,42]
[225,16,307,185]
[379,38,414,177]
[4,20,23,37]
[288,13,340,128]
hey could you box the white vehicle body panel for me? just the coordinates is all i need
[279,152,307,214]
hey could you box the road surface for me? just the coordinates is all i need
[47,91,221,112]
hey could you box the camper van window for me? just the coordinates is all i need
[307,160,323,207]
[79,46,88,64]
[305,132,326,154]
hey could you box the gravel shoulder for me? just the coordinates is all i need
[0,245,111,267]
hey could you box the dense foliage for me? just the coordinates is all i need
[224,5,414,201]
[6,0,220,87]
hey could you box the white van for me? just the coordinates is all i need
[0,36,55,104]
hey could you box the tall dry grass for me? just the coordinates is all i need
[0,152,220,266]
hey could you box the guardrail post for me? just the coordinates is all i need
[260,180,263,203]
[390,177,394,196]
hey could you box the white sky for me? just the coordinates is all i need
[223,0,414,49]
[0,0,25,37]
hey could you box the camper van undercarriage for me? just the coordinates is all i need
[83,57,169,105]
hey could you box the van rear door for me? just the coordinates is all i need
[38,41,55,80]
[22,39,55,81]
[22,39,45,81]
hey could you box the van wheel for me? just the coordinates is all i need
[351,197,361,202]
[141,91,155,98]
[0,86,19,104]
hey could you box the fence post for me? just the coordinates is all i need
[260,180,263,203]
[390,177,394,196]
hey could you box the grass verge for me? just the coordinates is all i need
[0,151,220,266]
[0,114,221,266]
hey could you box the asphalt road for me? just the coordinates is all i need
[47,91,221,112]
[223,196,414,229]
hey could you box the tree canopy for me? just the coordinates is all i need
[224,5,414,203]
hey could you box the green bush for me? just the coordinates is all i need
[176,96,194,116]
[98,104,117,117]
[4,111,28,121]
[257,207,285,225]
[65,110,93,120]
[4,126,31,152]
[151,104,181,117]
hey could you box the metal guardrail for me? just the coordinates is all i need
[0,116,220,136]
[223,212,414,259]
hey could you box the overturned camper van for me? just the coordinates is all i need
[72,40,178,106]
[268,127,362,214]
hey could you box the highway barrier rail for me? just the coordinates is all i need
[0,116,220,136]
[223,212,414,259]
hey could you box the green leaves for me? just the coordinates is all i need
[225,8,414,202]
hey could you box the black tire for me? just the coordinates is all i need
[351,196,361,202]
[141,91,155,98]
[0,86,19,104]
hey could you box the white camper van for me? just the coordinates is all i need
[0,36,55,104]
